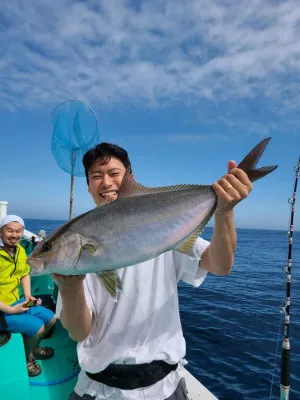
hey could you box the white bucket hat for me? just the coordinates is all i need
[0,214,25,229]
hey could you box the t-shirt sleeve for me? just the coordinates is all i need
[173,237,210,287]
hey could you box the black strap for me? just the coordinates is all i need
[86,360,178,390]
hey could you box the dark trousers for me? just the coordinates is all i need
[68,377,188,399]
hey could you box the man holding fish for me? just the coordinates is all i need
[27,139,277,400]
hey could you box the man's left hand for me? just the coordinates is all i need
[212,160,253,213]
[25,295,41,305]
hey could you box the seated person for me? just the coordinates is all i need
[0,215,56,377]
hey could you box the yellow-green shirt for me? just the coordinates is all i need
[0,243,30,305]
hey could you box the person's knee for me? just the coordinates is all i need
[46,315,56,329]
[36,325,45,337]
[24,324,45,340]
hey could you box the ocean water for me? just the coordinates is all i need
[24,220,300,400]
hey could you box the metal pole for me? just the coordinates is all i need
[280,157,300,400]
[69,150,76,220]
[69,174,75,220]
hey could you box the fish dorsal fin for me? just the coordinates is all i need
[118,174,209,199]
[176,208,214,255]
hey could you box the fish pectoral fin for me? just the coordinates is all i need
[97,271,122,299]
[82,243,96,254]
[79,235,98,255]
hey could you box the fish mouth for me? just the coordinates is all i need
[27,258,45,275]
[28,265,45,276]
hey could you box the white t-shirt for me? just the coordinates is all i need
[74,237,210,400]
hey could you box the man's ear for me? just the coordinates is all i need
[129,173,135,180]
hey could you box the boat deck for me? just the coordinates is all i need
[184,369,218,399]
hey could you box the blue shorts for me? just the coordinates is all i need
[2,297,55,337]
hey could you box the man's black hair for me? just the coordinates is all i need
[82,142,132,184]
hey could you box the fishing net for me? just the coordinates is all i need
[51,100,99,177]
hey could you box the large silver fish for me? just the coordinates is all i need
[27,138,277,298]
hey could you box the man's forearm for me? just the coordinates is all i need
[200,209,236,275]
[60,284,92,342]
[20,274,31,298]
[0,300,12,313]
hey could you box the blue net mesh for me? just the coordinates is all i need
[51,100,100,177]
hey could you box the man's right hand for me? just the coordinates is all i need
[9,301,29,314]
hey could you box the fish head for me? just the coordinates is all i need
[27,232,99,276]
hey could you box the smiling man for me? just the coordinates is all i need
[52,142,253,400]
[87,143,133,204]
[0,215,56,377]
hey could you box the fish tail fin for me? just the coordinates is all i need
[237,137,278,182]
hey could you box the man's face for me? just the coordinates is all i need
[88,156,133,206]
[0,222,24,248]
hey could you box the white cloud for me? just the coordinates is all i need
[1,0,300,126]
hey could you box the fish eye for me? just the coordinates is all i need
[41,242,52,253]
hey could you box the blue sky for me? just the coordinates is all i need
[1,0,300,230]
